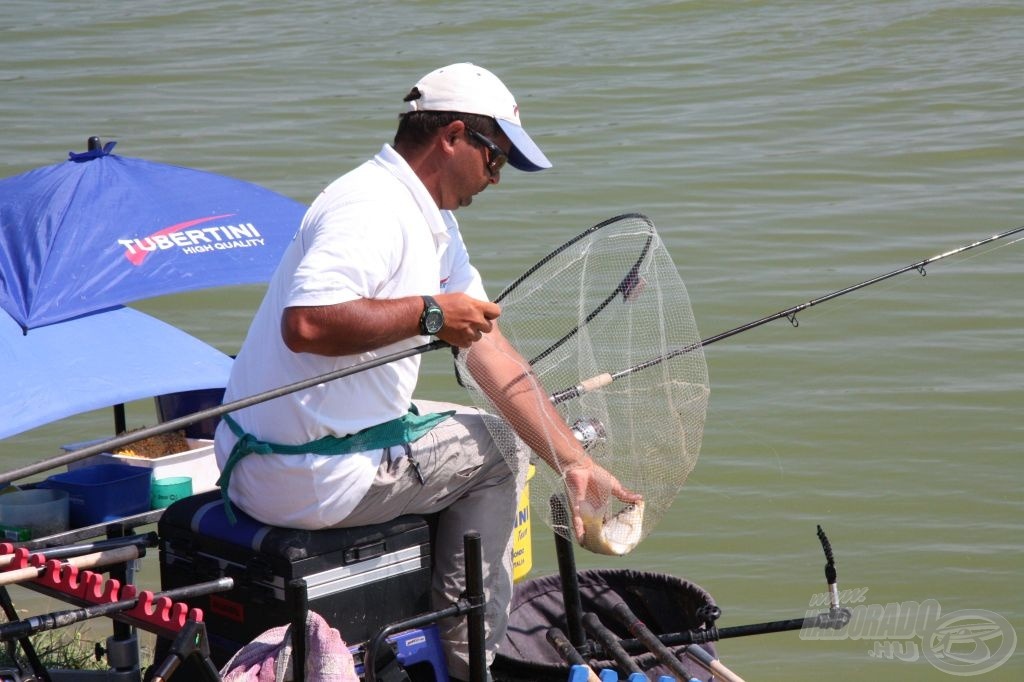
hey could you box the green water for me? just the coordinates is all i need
[2,1,1022,679]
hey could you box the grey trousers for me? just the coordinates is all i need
[333,400,522,680]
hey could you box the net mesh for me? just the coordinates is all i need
[455,214,709,553]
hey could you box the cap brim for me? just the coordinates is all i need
[497,120,552,172]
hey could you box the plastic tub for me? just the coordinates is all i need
[0,488,70,541]
[40,464,152,527]
[65,438,220,494]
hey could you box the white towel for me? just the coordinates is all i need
[220,610,358,682]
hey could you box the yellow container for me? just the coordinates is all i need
[511,464,535,582]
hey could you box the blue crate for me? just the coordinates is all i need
[40,463,152,527]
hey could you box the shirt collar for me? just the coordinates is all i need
[373,144,452,244]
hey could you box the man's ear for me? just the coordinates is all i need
[440,120,465,151]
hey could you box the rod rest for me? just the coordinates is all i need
[0,542,203,634]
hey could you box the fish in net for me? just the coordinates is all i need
[455,213,709,554]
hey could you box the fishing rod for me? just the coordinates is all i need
[582,611,645,676]
[610,600,746,682]
[614,526,850,653]
[548,223,1024,404]
[547,627,602,682]
[1,339,448,482]
[0,577,233,642]
[615,608,850,652]
[5,224,1020,482]
[0,545,142,588]
[0,532,158,568]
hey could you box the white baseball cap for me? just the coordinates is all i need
[403,63,552,172]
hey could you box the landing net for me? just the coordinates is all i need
[455,213,709,553]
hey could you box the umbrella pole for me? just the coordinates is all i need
[113,403,127,434]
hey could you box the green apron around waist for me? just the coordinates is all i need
[217,405,454,524]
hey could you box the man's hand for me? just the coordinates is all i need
[435,293,501,348]
[563,459,642,541]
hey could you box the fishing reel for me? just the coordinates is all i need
[571,417,607,451]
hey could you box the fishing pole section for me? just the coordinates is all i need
[548,222,1024,405]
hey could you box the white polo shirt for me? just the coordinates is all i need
[215,144,486,528]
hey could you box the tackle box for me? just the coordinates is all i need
[157,489,433,665]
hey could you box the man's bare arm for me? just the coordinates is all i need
[281,292,501,356]
[465,325,641,539]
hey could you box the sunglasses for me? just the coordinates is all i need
[466,128,508,177]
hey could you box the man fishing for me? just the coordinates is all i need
[213,62,639,681]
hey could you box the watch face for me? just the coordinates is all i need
[424,308,444,334]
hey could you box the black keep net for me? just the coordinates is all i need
[493,569,718,682]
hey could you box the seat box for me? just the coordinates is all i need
[157,489,432,666]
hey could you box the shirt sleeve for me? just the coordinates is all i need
[287,196,404,307]
[440,212,488,301]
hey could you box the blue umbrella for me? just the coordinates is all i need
[0,138,306,331]
[0,305,232,439]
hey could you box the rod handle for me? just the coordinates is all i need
[0,545,139,587]
[547,628,601,682]
[683,642,746,682]
[578,373,613,394]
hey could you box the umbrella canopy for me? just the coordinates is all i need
[0,305,233,439]
[0,139,306,330]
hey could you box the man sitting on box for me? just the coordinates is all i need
[214,62,639,681]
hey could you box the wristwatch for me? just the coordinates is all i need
[419,295,444,335]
